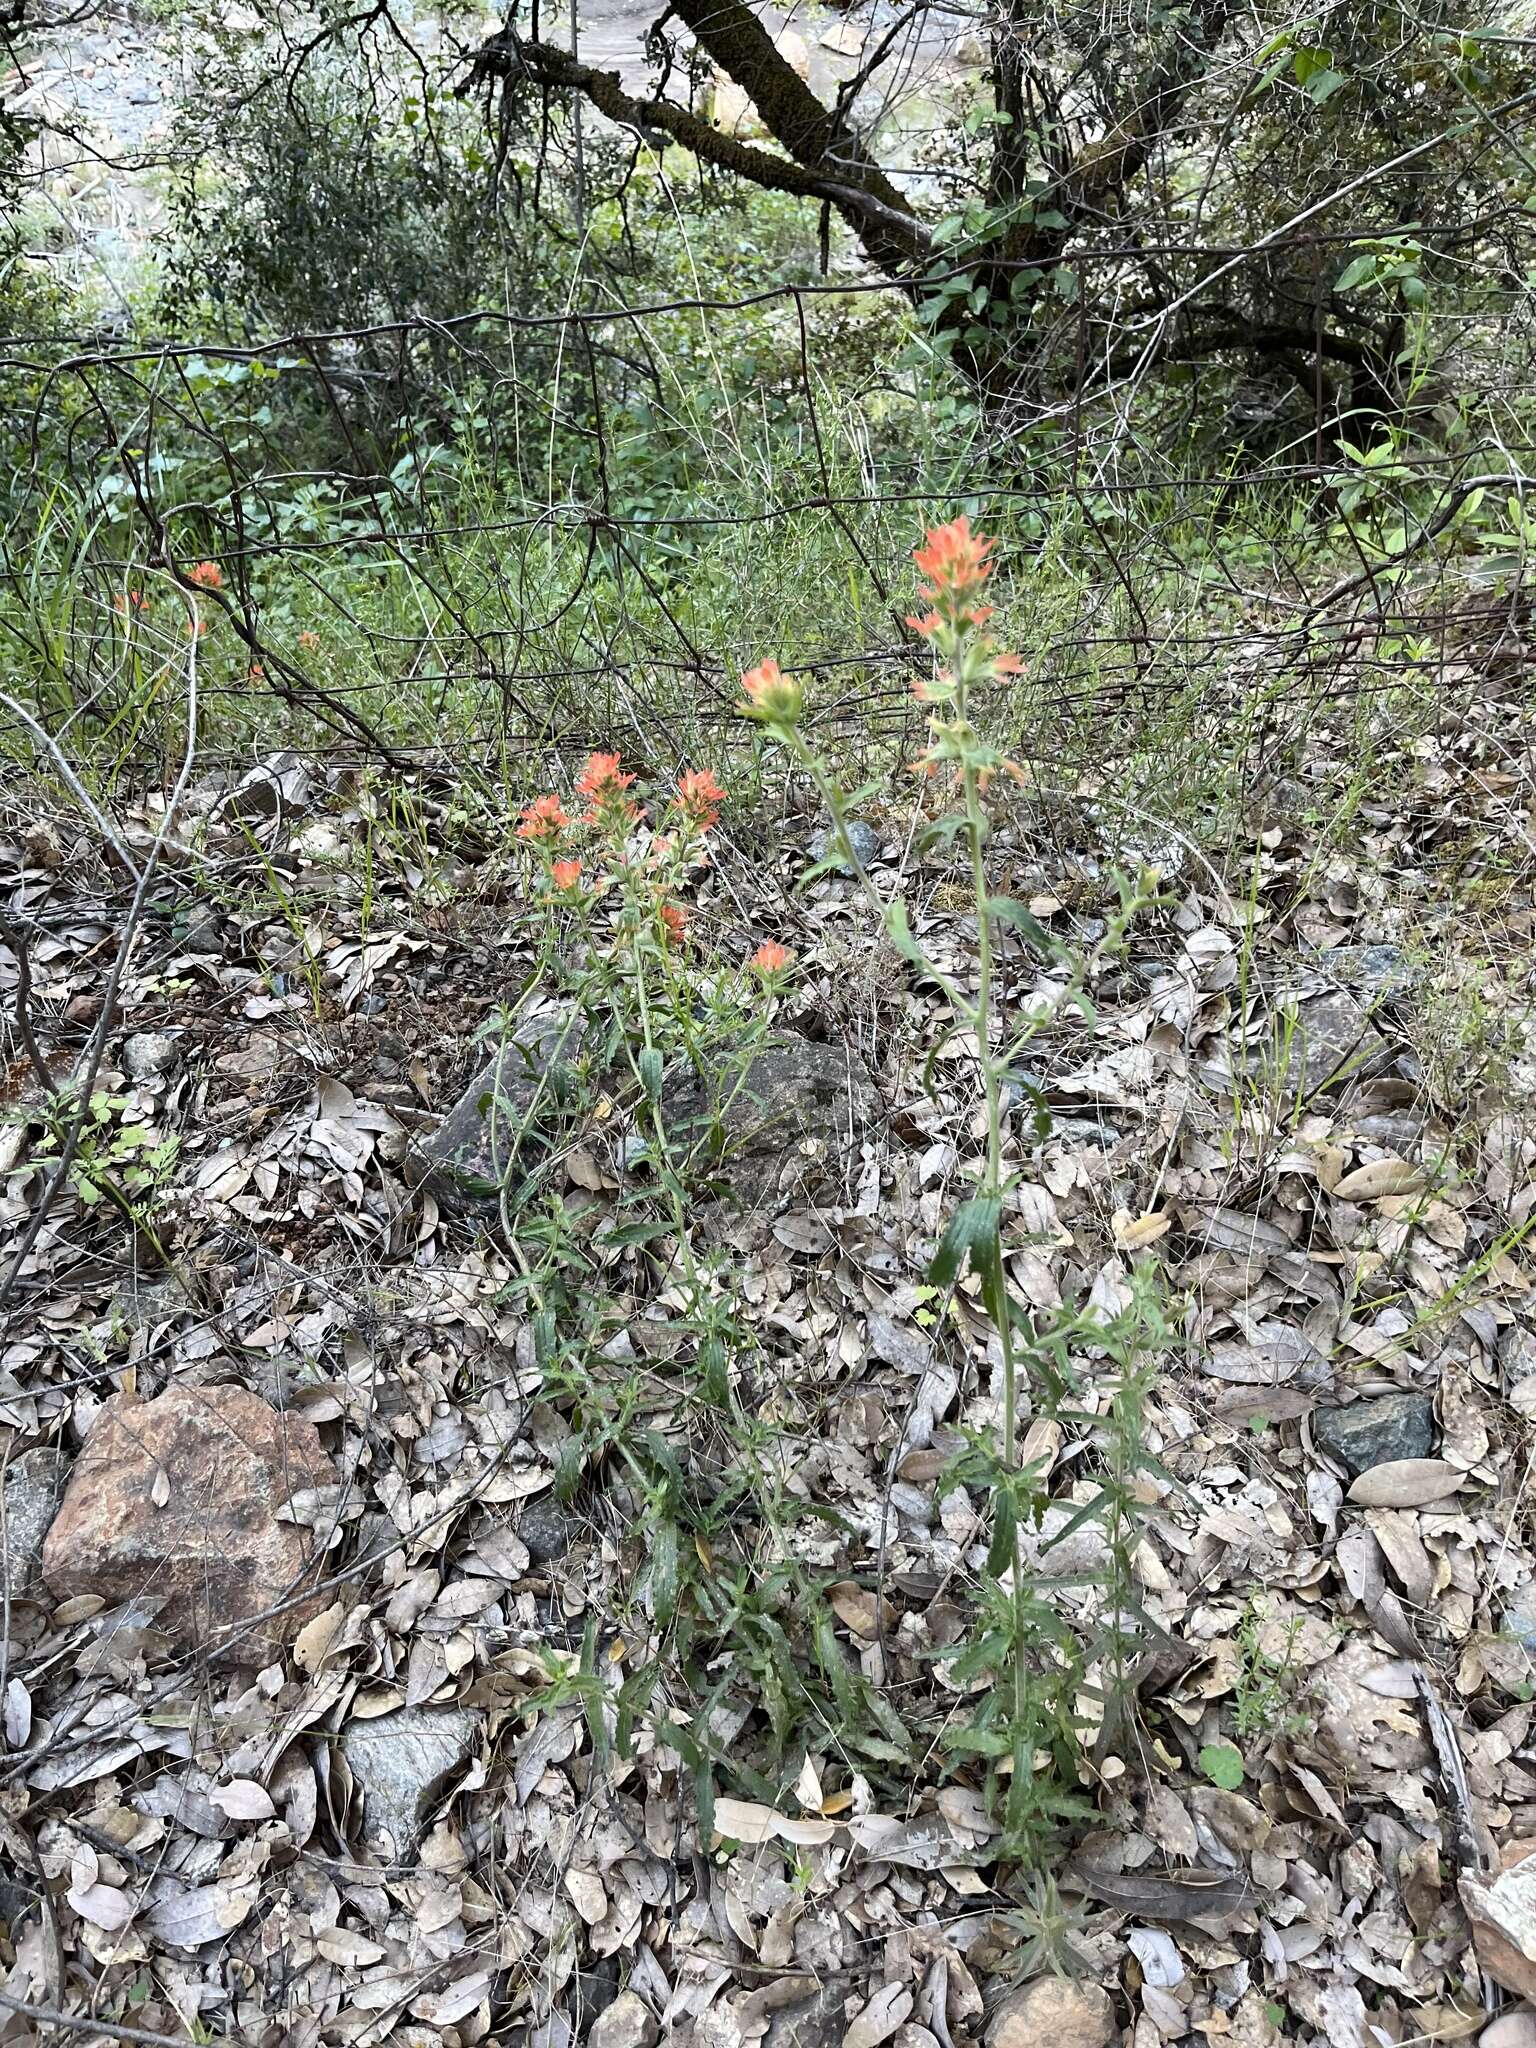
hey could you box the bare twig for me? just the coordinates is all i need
[0,687,142,880]
[0,910,54,1093]
[0,1987,192,2048]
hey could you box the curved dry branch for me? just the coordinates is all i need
[462,25,930,277]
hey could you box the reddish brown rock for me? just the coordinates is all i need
[42,1383,337,1664]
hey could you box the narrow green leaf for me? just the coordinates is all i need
[601,1218,673,1248]
[929,1195,1002,1289]
[985,1485,1017,1578]
[983,894,1059,958]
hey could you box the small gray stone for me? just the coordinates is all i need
[340,1704,482,1863]
[219,750,313,828]
[1501,1324,1536,1390]
[0,1870,41,1935]
[179,909,224,956]
[660,1037,874,1228]
[587,1992,658,2048]
[1001,1070,1047,1113]
[1130,957,1172,989]
[1282,988,1394,1093]
[2,1446,68,1604]
[108,1272,194,1334]
[123,1031,177,1080]
[1315,944,1416,996]
[219,768,284,825]
[419,1006,584,1209]
[809,820,880,873]
[1481,2013,1536,2048]
[762,1978,851,2048]
[520,1496,579,1564]
[1502,1600,1536,1654]
[1313,1391,1436,1476]
[1050,1115,1124,1150]
[574,1954,621,2033]
[1351,1113,1426,1150]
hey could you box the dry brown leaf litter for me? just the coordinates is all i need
[1,732,1535,2048]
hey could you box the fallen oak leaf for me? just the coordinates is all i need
[828,1581,885,1639]
[146,1879,258,1948]
[66,1875,135,1931]
[1333,1156,1428,1201]
[1346,1459,1465,1508]
[713,1796,835,1848]
[210,1778,275,1822]
[1065,1858,1255,1921]
[292,1600,347,1674]
[844,1983,913,2048]
[315,1926,388,1966]
[844,1812,989,1868]
[1460,1841,1536,2001]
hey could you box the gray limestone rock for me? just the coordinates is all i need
[1500,1324,1536,1391]
[123,1031,177,1080]
[2,1446,69,1605]
[1282,988,1395,1094]
[660,1037,874,1224]
[340,1703,482,1862]
[1312,1391,1436,1476]
[520,1496,580,1564]
[420,1006,584,1209]
[587,1992,659,2048]
[218,750,312,828]
[760,1978,851,2048]
[178,908,225,956]
[1314,944,1417,996]
[809,820,880,873]
[1502,1599,1536,1655]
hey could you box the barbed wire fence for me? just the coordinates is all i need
[3,0,1534,799]
[3,292,1532,770]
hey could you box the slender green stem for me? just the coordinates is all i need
[787,733,976,1024]
[960,755,1014,1445]
[950,672,1030,1785]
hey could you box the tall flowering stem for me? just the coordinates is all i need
[740,519,1156,1844]
[904,517,1025,1479]
[750,517,1029,1462]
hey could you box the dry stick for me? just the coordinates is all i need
[0,910,54,1091]
[0,583,200,1323]
[0,686,143,880]
[1130,84,1536,334]
[0,1988,193,2048]
[1301,470,1531,624]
